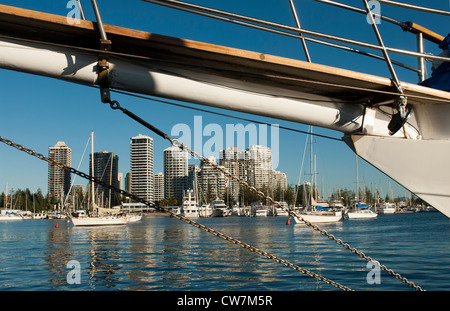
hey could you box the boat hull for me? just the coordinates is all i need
[347,211,378,219]
[127,215,142,222]
[211,209,228,217]
[0,215,23,221]
[294,211,342,224]
[255,209,268,216]
[184,209,200,217]
[70,216,128,226]
[377,208,396,214]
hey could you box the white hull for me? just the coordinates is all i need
[184,209,200,218]
[347,210,378,219]
[199,205,213,217]
[255,209,268,217]
[377,208,396,214]
[294,211,342,224]
[211,209,229,217]
[211,199,230,217]
[70,216,128,226]
[0,214,23,221]
[184,212,200,218]
[127,215,142,222]
[275,208,289,216]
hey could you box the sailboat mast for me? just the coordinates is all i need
[310,126,313,208]
[90,131,95,212]
[4,182,7,209]
[355,154,359,205]
[109,152,113,209]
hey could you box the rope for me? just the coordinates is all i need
[108,88,343,142]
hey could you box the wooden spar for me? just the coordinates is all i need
[0,4,448,104]
[404,22,445,45]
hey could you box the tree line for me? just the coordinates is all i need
[1,188,49,212]
[1,184,428,212]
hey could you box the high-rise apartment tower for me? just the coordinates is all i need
[130,134,154,202]
[48,141,71,202]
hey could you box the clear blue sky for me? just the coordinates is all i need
[0,0,448,199]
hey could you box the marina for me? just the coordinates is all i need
[0,0,449,293]
[0,212,448,291]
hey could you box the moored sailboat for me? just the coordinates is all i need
[347,201,378,219]
[346,155,377,219]
[70,132,128,226]
[294,198,342,224]
[294,127,341,224]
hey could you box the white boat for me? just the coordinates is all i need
[126,215,142,222]
[347,209,377,219]
[376,202,396,214]
[255,208,268,217]
[347,203,378,219]
[199,204,212,217]
[294,196,341,224]
[294,210,342,224]
[0,213,23,221]
[181,189,200,218]
[231,203,244,216]
[346,201,377,219]
[211,199,230,217]
[32,212,46,219]
[70,132,128,227]
[273,202,289,216]
[71,215,128,226]
[1,184,22,220]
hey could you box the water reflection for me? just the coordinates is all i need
[45,221,73,287]
[73,226,127,290]
[1,213,447,290]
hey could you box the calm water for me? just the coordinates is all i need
[0,212,449,291]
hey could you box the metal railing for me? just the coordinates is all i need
[139,0,449,84]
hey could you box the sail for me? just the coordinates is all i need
[312,197,329,209]
[93,202,122,214]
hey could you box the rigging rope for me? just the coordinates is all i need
[108,88,343,142]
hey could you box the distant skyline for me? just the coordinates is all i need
[0,0,448,200]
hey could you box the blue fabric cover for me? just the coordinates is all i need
[420,33,450,92]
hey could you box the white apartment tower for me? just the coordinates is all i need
[154,172,164,202]
[219,147,245,202]
[272,170,287,192]
[130,134,154,202]
[48,141,72,202]
[199,156,226,202]
[164,145,188,204]
[247,145,273,190]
